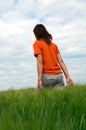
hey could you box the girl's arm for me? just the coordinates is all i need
[36,54,43,89]
[57,53,73,86]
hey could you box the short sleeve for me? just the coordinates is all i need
[54,44,60,54]
[33,41,42,57]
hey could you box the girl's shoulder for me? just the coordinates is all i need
[51,42,58,47]
[33,40,45,49]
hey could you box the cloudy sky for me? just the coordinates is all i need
[0,0,86,91]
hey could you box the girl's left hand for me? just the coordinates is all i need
[38,79,43,89]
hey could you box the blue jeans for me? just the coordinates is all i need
[42,73,64,88]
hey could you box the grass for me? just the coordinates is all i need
[0,85,86,130]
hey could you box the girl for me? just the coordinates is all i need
[33,24,73,89]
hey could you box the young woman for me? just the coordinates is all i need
[33,24,73,89]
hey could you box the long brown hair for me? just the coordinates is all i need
[33,24,53,45]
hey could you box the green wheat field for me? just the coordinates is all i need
[0,85,86,130]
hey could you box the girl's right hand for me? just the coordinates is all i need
[66,77,73,86]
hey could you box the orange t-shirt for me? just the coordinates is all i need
[33,40,62,74]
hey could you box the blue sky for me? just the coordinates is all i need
[0,0,86,91]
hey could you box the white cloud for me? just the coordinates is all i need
[0,0,14,12]
[0,0,86,90]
